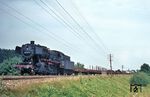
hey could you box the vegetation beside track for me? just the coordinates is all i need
[0,57,21,75]
[0,75,150,97]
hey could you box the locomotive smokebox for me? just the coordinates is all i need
[30,41,35,45]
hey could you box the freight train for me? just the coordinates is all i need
[15,41,128,75]
[15,41,74,75]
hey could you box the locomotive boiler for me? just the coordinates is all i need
[15,41,74,75]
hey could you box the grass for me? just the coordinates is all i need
[1,75,150,97]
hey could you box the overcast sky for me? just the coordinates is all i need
[0,0,150,70]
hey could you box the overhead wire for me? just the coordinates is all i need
[69,0,110,53]
[34,0,86,42]
[0,0,108,64]
[41,0,106,57]
[33,0,94,56]
[42,0,112,67]
[0,1,79,53]
[52,0,110,64]
[0,1,99,63]
[34,0,97,54]
[52,0,108,55]
[35,0,106,61]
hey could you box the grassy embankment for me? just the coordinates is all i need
[1,75,150,97]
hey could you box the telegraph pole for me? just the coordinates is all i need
[122,65,124,72]
[109,54,112,76]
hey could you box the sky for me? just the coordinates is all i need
[0,0,150,70]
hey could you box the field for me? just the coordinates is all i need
[1,75,150,97]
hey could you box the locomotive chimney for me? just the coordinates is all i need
[30,41,35,44]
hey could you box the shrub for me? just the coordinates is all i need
[140,63,150,75]
[0,57,21,75]
[130,72,149,86]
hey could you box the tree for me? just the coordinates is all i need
[0,57,21,75]
[75,62,84,69]
[0,49,20,63]
[130,72,149,86]
[140,63,150,74]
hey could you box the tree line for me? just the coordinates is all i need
[0,49,20,63]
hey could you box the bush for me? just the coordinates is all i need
[130,72,149,86]
[0,57,21,75]
[140,63,150,75]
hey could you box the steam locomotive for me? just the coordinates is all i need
[15,41,74,75]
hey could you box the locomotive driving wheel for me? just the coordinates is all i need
[35,62,47,75]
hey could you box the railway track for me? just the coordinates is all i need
[0,75,58,80]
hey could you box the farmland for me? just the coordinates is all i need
[1,75,150,97]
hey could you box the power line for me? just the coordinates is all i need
[33,0,80,41]
[0,1,100,63]
[69,0,110,53]
[0,8,40,32]
[34,0,95,54]
[54,0,108,55]
[0,1,108,64]
[35,0,103,55]
[35,0,85,42]
[36,0,106,58]
[52,0,112,67]
[0,1,78,52]
[40,0,105,56]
